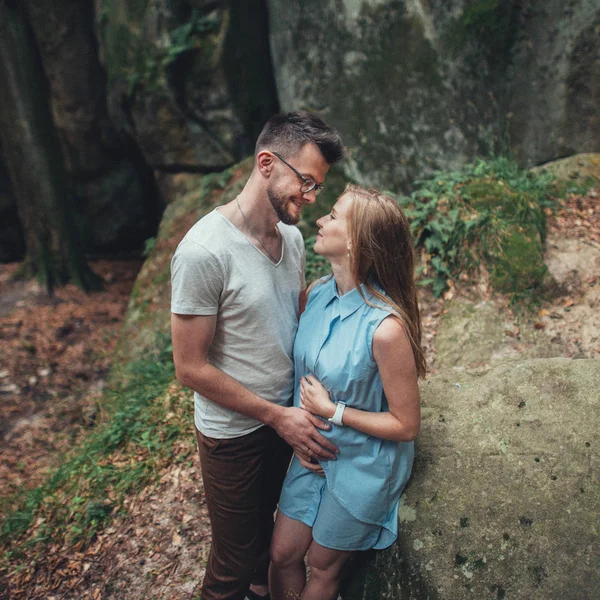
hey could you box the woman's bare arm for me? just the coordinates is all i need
[299,316,420,442]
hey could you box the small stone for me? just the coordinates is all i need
[0,383,19,394]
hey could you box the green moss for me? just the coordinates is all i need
[104,23,156,86]
[489,226,547,294]
[462,180,509,210]
[125,0,148,23]
[446,0,514,64]
[102,4,222,93]
[397,157,557,299]
[151,268,171,286]
[461,180,546,233]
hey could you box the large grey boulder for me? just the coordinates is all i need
[344,358,600,600]
[268,0,600,192]
[509,1,600,166]
[432,300,567,372]
[97,0,278,173]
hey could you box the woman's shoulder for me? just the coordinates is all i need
[372,314,408,341]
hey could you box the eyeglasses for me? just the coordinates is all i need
[272,152,325,197]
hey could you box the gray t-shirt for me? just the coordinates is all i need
[171,208,305,439]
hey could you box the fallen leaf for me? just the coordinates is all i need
[563,298,575,308]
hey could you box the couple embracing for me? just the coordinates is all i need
[171,111,425,600]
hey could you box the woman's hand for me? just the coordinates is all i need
[297,454,325,477]
[299,375,336,420]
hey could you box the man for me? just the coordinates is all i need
[170,111,344,600]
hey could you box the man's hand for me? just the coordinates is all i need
[273,406,338,461]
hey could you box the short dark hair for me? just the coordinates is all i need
[255,110,343,165]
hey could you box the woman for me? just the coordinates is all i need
[269,184,426,600]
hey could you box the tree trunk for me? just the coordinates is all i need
[0,0,101,293]
[22,0,163,255]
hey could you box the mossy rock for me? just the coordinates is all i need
[433,297,573,373]
[532,153,600,193]
[97,0,277,171]
[461,180,510,211]
[268,0,507,193]
[343,358,600,600]
[488,225,548,295]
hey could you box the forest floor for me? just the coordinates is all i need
[0,260,144,503]
[0,188,598,599]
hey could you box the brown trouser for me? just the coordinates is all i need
[196,425,293,600]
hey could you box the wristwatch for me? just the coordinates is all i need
[328,401,346,426]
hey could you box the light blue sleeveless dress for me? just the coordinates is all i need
[277,277,415,551]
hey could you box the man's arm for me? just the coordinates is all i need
[171,312,337,460]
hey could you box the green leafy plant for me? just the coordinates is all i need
[165,9,220,65]
[123,9,220,94]
[396,157,559,298]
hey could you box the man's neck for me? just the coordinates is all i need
[235,189,279,237]
[219,177,279,238]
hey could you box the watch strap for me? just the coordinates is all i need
[328,401,346,426]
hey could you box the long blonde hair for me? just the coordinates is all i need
[345,184,426,378]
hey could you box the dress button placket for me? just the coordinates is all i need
[310,302,339,374]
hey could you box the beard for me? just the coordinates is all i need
[267,184,300,226]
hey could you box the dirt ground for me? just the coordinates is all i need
[0,188,598,599]
[0,260,143,502]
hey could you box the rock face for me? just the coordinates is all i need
[343,358,600,600]
[509,1,600,166]
[433,154,600,372]
[531,153,600,187]
[97,0,278,173]
[268,0,600,191]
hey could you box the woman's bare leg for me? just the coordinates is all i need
[269,512,313,599]
[301,541,351,600]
